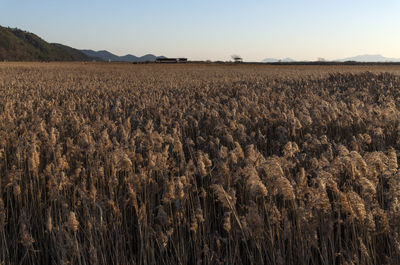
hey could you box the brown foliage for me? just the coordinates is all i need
[0,62,400,264]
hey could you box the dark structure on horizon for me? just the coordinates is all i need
[156,57,188,63]
[231,55,243,63]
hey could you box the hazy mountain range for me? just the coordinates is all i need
[81,50,165,62]
[262,54,400,63]
[334,54,400,62]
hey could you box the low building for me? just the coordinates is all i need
[156,58,188,63]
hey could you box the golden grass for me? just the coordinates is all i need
[1,62,400,264]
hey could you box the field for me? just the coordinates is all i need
[1,62,400,265]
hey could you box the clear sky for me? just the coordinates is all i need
[1,0,400,61]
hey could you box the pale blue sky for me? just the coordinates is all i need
[1,0,400,61]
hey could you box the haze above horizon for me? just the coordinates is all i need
[1,0,399,62]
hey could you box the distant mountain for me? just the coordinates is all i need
[81,50,121,61]
[262,57,295,63]
[0,25,99,61]
[81,50,165,62]
[335,54,400,62]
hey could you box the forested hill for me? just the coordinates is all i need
[0,26,100,61]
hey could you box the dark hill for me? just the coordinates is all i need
[0,26,100,61]
[81,50,122,61]
[81,50,164,62]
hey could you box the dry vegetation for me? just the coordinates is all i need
[1,62,400,264]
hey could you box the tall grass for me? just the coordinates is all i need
[0,63,400,264]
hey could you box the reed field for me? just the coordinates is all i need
[2,62,400,265]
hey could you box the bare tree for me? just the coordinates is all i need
[231,55,243,63]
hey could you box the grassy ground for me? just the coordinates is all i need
[1,62,400,264]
